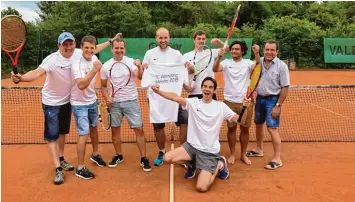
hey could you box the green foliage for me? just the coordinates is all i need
[1,1,354,72]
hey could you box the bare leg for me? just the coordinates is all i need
[226,126,237,164]
[89,127,99,156]
[195,161,224,193]
[179,124,188,145]
[48,141,60,168]
[134,127,146,157]
[154,128,166,150]
[58,134,66,158]
[111,127,122,155]
[254,123,264,154]
[77,135,89,170]
[239,126,251,165]
[267,128,282,162]
[163,147,191,164]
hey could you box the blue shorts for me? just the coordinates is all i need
[254,95,280,128]
[110,99,143,128]
[72,101,98,136]
[42,102,71,142]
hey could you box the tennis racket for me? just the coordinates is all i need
[189,45,212,88]
[222,5,241,50]
[1,15,27,82]
[237,62,262,123]
[97,99,111,130]
[109,61,132,98]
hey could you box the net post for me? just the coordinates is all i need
[169,144,175,202]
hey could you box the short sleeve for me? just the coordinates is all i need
[220,59,229,72]
[101,60,110,80]
[280,62,290,87]
[40,54,57,73]
[71,60,82,79]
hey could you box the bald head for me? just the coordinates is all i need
[156,27,170,37]
[155,27,170,50]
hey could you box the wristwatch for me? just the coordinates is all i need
[108,39,113,45]
[276,102,281,107]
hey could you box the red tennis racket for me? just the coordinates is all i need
[109,61,132,98]
[1,15,27,80]
[222,5,241,50]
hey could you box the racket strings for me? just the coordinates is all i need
[1,17,26,51]
[109,63,131,93]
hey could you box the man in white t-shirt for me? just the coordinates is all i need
[142,27,189,167]
[100,39,151,172]
[151,77,247,193]
[11,32,121,185]
[183,30,226,100]
[71,35,108,180]
[213,40,260,165]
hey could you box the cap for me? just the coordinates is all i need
[58,32,75,44]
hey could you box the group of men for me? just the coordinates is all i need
[12,27,290,193]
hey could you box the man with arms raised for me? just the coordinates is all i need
[151,77,248,192]
[101,39,151,172]
[246,40,290,170]
[213,40,260,165]
[12,32,121,184]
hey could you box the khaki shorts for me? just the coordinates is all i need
[223,100,254,128]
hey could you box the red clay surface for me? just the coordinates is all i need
[2,142,355,202]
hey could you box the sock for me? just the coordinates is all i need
[56,167,63,172]
[59,156,64,162]
[160,149,166,153]
[116,154,123,159]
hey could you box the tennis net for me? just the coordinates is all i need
[1,85,354,144]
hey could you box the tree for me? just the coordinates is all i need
[1,7,22,17]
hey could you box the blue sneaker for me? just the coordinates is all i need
[184,164,196,179]
[218,156,229,180]
[153,151,164,166]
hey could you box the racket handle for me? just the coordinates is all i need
[12,67,19,84]
[237,106,247,123]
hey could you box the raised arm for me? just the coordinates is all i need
[95,33,122,54]
[133,59,144,80]
[213,49,226,72]
[252,44,260,64]
[151,85,186,106]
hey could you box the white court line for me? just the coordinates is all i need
[293,96,355,122]
[169,144,175,202]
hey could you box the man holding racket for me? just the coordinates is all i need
[183,30,226,100]
[151,77,248,192]
[246,40,290,170]
[100,39,151,172]
[142,27,189,168]
[70,35,107,180]
[213,40,260,165]
[11,32,121,185]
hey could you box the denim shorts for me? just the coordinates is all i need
[110,99,143,128]
[72,101,98,136]
[42,102,71,141]
[254,95,280,128]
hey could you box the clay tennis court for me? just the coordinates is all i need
[2,70,355,202]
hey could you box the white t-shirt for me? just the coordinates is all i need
[183,48,219,95]
[70,55,98,106]
[41,48,82,106]
[183,98,235,154]
[220,59,254,103]
[101,56,138,102]
[141,64,188,123]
